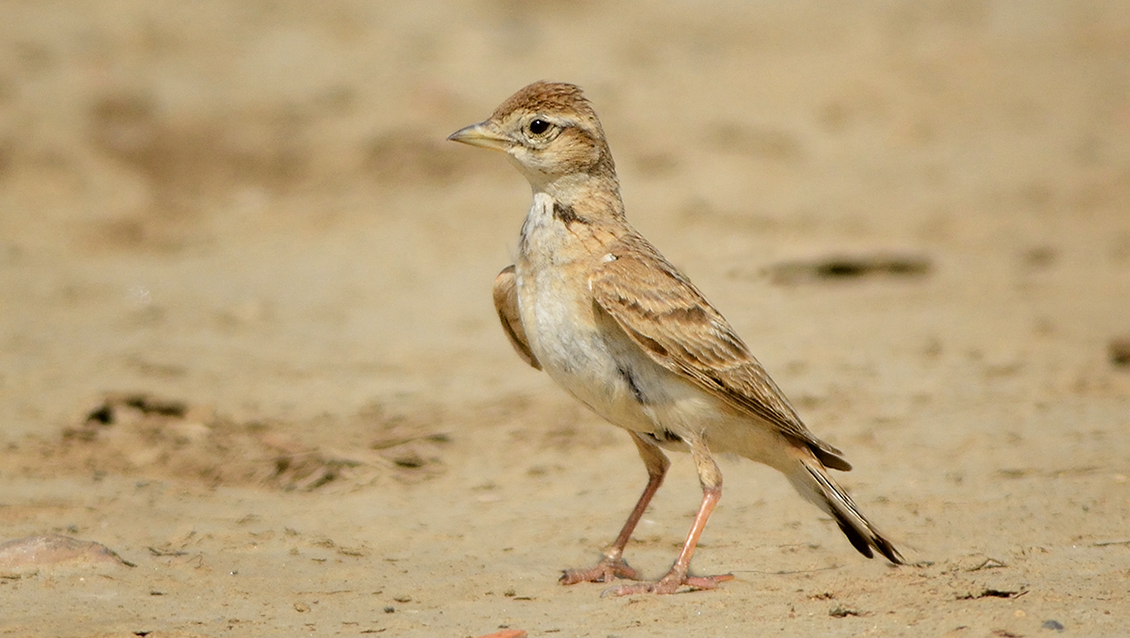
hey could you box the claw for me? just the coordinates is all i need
[560,557,642,585]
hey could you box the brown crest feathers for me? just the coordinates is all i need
[491,81,597,122]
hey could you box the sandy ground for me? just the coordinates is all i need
[2,1,1129,636]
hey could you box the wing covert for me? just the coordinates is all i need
[493,265,541,370]
[589,236,850,471]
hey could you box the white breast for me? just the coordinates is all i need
[514,194,655,432]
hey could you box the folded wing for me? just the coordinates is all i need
[493,264,541,370]
[589,234,850,471]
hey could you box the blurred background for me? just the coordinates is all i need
[2,1,1129,636]
[3,0,1126,437]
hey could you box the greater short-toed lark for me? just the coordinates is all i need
[449,81,903,596]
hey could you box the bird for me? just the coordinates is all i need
[448,81,903,596]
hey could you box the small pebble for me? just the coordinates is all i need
[0,535,134,576]
[474,631,527,638]
[1042,620,1065,632]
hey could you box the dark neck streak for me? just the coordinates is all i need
[552,201,588,227]
[543,169,626,227]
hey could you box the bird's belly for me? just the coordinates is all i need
[521,284,788,462]
[534,312,652,430]
[518,283,727,450]
[517,276,655,433]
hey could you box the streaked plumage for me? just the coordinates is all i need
[450,81,902,596]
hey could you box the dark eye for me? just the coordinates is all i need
[528,118,551,135]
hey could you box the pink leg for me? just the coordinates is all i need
[602,437,734,596]
[560,432,669,585]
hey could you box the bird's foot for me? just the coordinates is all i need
[560,557,641,585]
[599,570,733,597]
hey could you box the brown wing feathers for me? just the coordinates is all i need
[493,265,541,370]
[590,236,851,472]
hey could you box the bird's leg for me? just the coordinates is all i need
[602,437,734,596]
[560,432,669,585]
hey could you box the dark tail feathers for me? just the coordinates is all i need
[789,456,904,564]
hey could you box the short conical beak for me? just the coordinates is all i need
[447,121,512,152]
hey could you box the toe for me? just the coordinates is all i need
[600,572,734,596]
[560,559,641,585]
[684,573,734,589]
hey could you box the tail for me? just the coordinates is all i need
[787,452,904,564]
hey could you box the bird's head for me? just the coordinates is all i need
[448,81,617,193]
